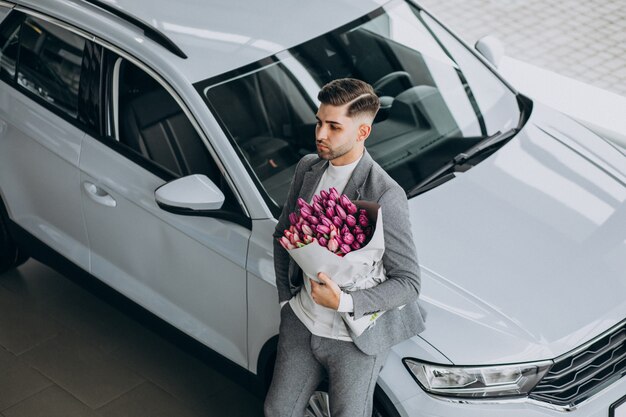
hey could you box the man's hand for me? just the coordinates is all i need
[310,272,341,310]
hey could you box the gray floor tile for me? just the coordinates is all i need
[37,286,145,355]
[2,386,97,417]
[19,329,144,409]
[94,382,202,417]
[0,346,15,371]
[1,261,86,304]
[0,286,66,355]
[3,261,141,355]
[108,331,263,416]
[0,359,52,411]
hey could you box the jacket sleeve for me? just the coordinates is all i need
[272,156,310,303]
[349,184,421,320]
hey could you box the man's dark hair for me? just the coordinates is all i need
[318,78,380,121]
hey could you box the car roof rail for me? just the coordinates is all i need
[79,0,187,59]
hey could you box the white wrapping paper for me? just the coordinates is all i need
[285,201,389,336]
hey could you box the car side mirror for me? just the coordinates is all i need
[475,35,504,68]
[155,174,225,212]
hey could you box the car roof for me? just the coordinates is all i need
[13,0,390,83]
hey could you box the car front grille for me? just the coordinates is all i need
[529,320,626,407]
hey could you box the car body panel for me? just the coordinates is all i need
[408,102,626,365]
[0,77,89,269]
[79,134,250,366]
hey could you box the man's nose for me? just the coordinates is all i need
[316,124,328,140]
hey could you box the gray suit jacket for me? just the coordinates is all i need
[273,149,427,355]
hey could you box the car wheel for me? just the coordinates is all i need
[304,388,393,417]
[0,210,29,273]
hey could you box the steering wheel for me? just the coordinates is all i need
[372,71,414,97]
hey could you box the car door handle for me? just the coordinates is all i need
[83,181,117,207]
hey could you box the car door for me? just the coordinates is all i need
[0,10,92,269]
[78,50,251,367]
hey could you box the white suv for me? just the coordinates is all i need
[0,0,624,416]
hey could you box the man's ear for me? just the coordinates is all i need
[357,123,372,142]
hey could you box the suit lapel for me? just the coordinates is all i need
[341,149,374,201]
[299,157,328,203]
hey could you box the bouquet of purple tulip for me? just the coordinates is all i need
[278,187,374,256]
[277,187,389,336]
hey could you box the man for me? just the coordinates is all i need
[265,78,427,417]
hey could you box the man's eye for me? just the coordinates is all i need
[330,125,339,130]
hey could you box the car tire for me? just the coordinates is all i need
[0,209,29,273]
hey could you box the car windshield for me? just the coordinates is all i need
[200,0,521,212]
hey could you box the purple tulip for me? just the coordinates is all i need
[301,224,314,236]
[359,209,367,217]
[294,223,302,233]
[336,205,347,220]
[307,216,319,225]
[341,224,350,235]
[329,187,340,200]
[318,237,328,247]
[346,202,358,215]
[356,233,366,244]
[358,214,369,227]
[289,212,298,225]
[340,195,351,210]
[297,198,308,208]
[325,207,335,218]
[332,216,343,228]
[316,224,331,235]
[340,243,352,254]
[345,214,356,227]
[320,190,329,200]
[353,225,363,234]
[327,238,339,252]
[320,216,333,228]
[334,235,343,245]
[326,200,336,208]
[313,202,324,214]
[342,232,355,245]
[351,241,361,250]
[313,194,321,205]
[300,205,312,218]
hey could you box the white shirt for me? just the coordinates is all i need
[283,152,362,341]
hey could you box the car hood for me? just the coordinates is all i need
[407,102,626,365]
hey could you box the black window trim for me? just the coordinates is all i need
[0,5,253,228]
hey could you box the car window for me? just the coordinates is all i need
[0,12,21,81]
[200,0,521,211]
[107,57,243,215]
[16,15,85,118]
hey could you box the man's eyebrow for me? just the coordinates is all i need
[315,115,343,125]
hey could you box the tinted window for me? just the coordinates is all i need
[17,16,85,117]
[113,58,241,213]
[0,12,21,81]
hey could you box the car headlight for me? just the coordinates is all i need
[403,358,553,398]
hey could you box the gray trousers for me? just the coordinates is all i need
[264,303,390,417]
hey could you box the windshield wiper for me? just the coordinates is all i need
[407,128,518,198]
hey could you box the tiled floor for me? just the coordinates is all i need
[418,0,626,96]
[0,259,264,416]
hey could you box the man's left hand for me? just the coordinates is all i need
[310,272,341,310]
